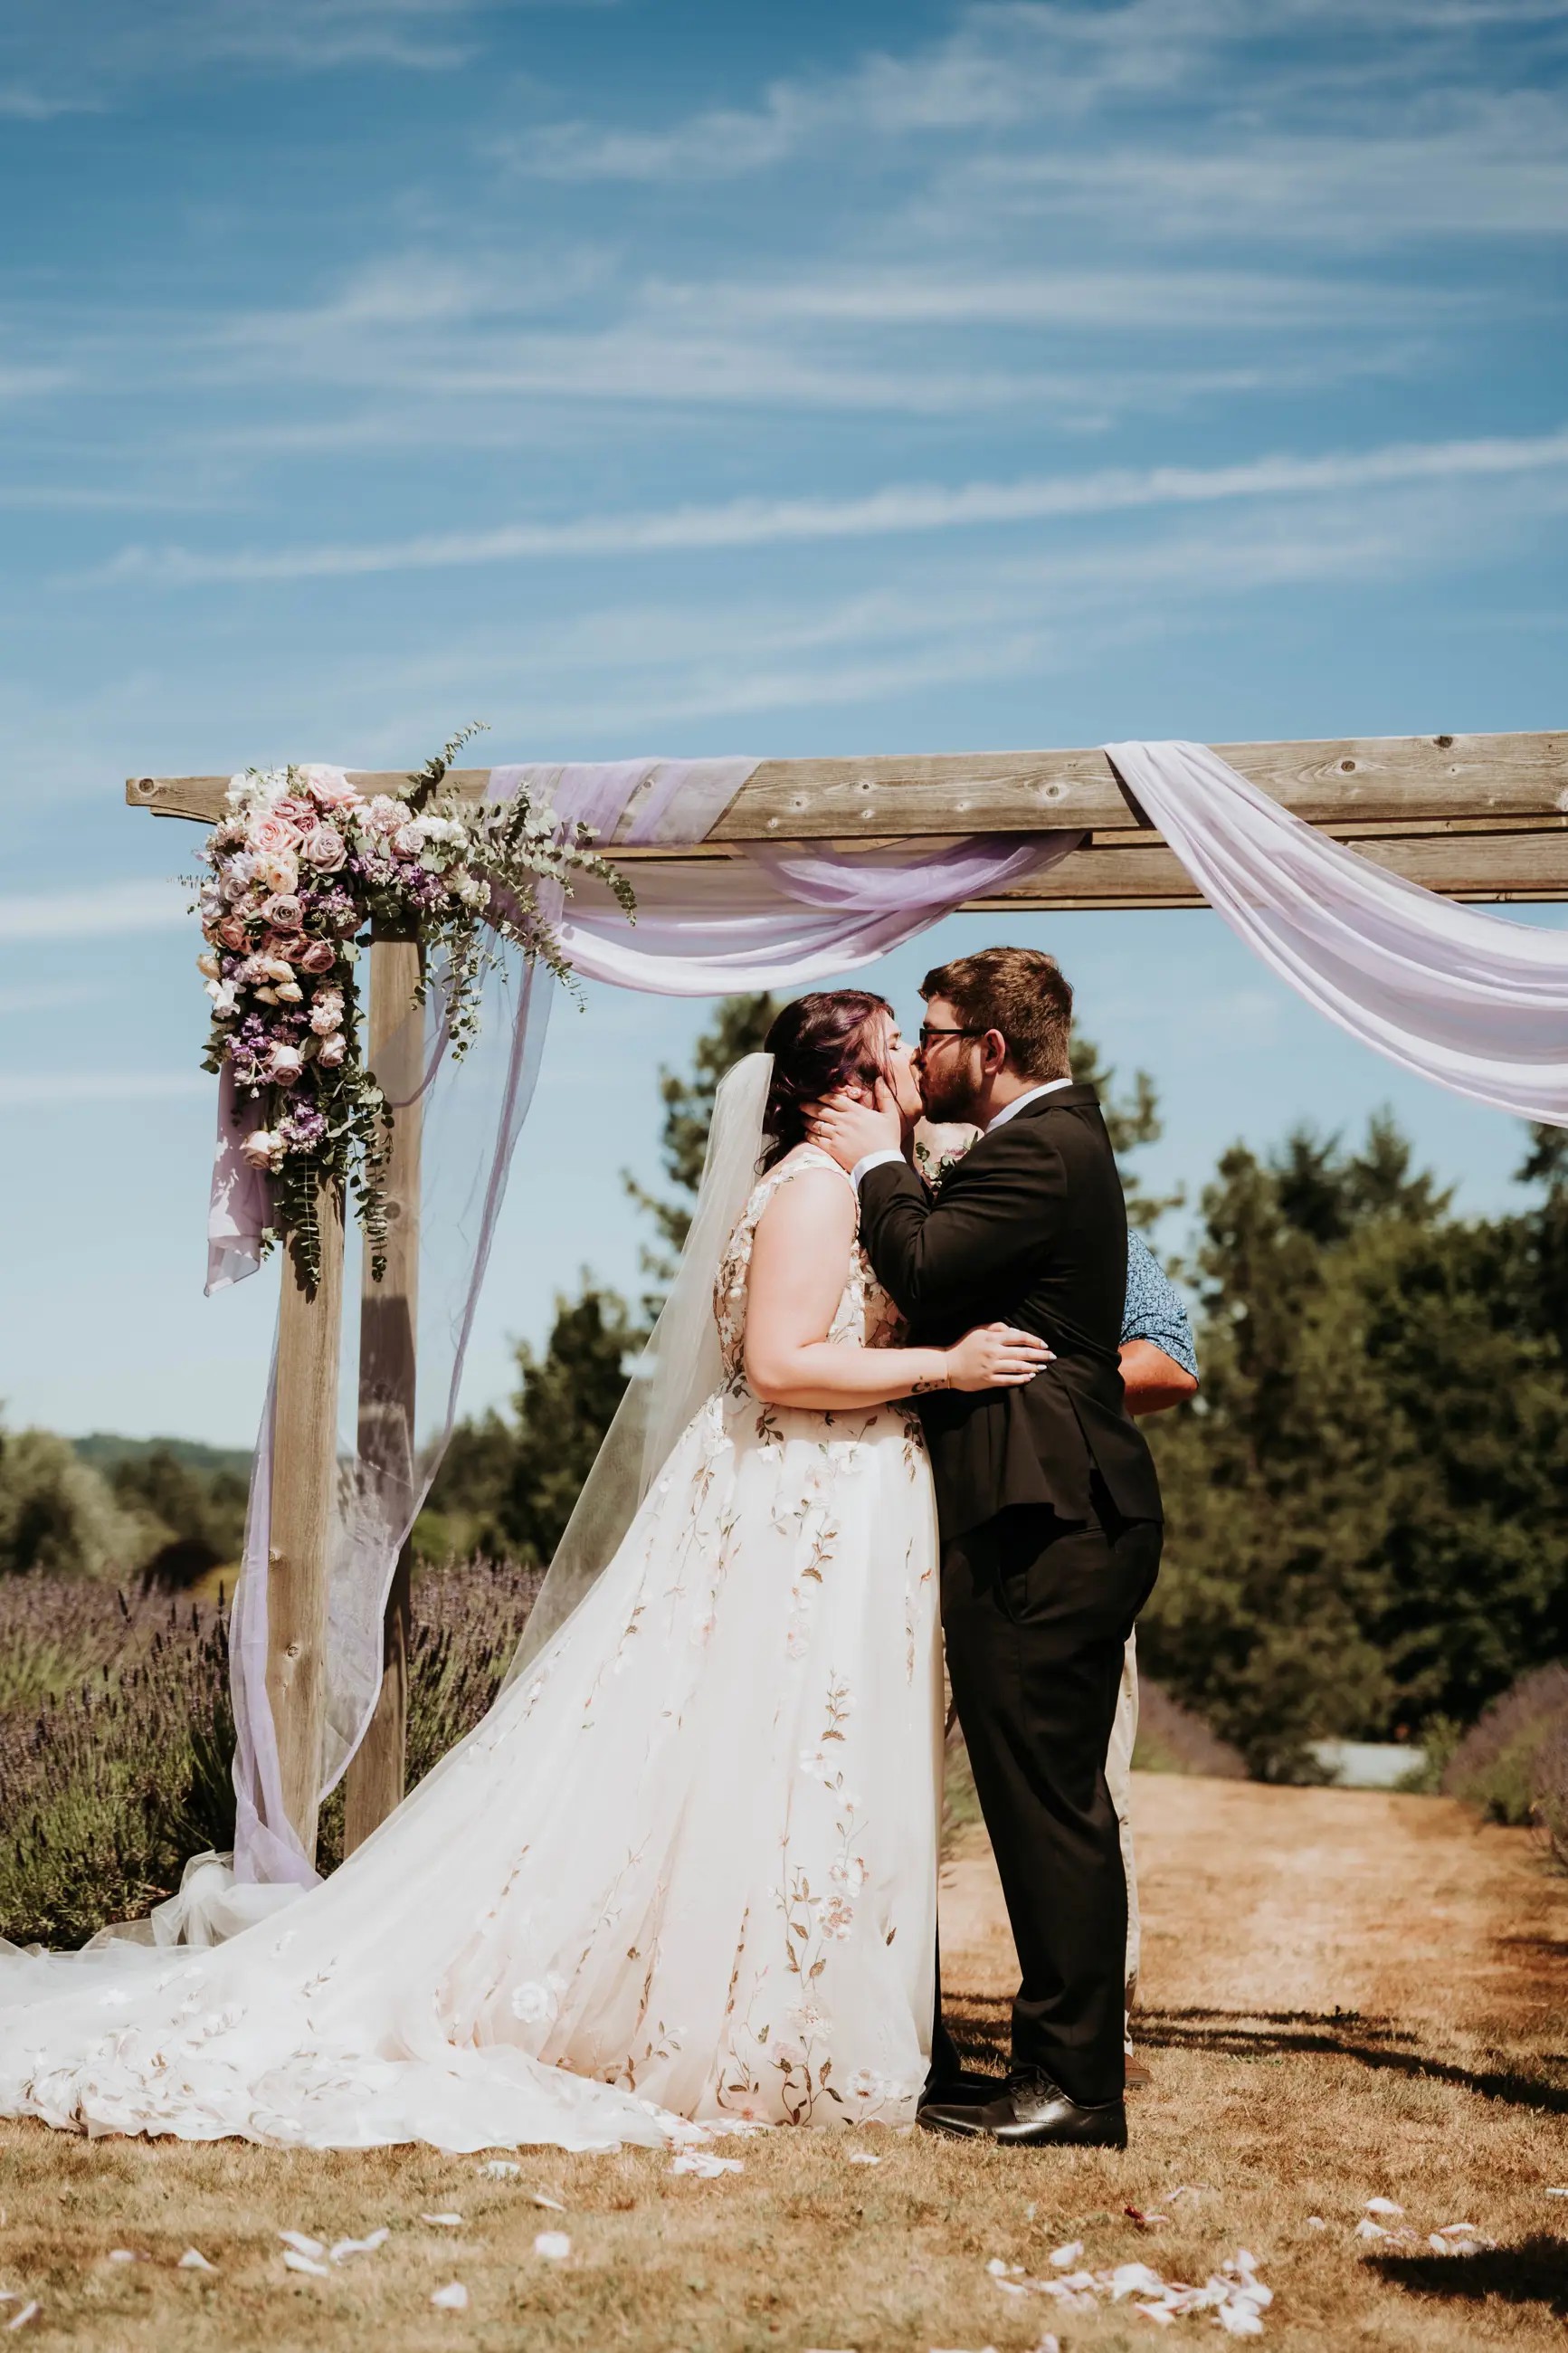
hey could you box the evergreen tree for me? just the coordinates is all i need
[1144,1114,1568,1775]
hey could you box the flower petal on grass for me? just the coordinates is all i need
[529,2192,567,2211]
[422,2214,464,2227]
[480,2160,520,2179]
[278,2232,327,2261]
[846,2150,880,2165]
[430,2282,469,2310]
[177,2249,216,2272]
[670,2150,743,2177]
[1364,2197,1404,2216]
[282,2250,332,2278]
[533,2233,572,2262]
[1048,2241,1084,2269]
[107,2251,141,2264]
[330,2231,389,2262]
[4,2305,38,2333]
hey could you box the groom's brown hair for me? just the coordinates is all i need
[921,947,1073,1080]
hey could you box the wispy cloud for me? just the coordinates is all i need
[507,0,1568,208]
[0,881,188,943]
[86,424,1568,587]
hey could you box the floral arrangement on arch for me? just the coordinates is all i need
[195,729,632,1286]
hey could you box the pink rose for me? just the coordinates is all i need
[300,824,347,873]
[273,795,317,826]
[315,1031,347,1068]
[255,852,299,895]
[250,813,302,858]
[365,795,406,834]
[392,823,424,860]
[309,991,344,1036]
[264,1041,305,1087]
[298,938,337,976]
[240,1128,281,1171]
[262,893,303,931]
[305,768,362,813]
[217,915,250,952]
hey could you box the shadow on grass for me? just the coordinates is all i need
[1370,2236,1568,2319]
[1136,2004,1568,2118]
[946,1991,1568,2118]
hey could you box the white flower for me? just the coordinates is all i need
[799,1747,831,1778]
[785,2003,831,2037]
[771,2037,809,2070]
[206,978,239,1016]
[830,1855,868,1892]
[196,949,221,980]
[509,1980,559,2024]
[821,1895,854,1939]
[309,992,344,1036]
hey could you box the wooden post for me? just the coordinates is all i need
[267,1173,345,1862]
[343,931,423,1853]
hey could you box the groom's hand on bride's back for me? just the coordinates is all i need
[806,1081,903,1170]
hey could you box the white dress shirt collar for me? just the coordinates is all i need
[984,1075,1074,1133]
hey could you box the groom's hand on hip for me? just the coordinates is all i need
[806,1082,903,1173]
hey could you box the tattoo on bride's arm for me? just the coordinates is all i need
[908,1374,948,1395]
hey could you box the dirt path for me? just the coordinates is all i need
[940,1771,1568,2041]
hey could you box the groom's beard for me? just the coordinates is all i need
[918,1061,985,1125]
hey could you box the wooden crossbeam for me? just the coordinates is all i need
[974,823,1568,910]
[126,729,1568,847]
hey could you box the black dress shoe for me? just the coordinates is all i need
[923,2067,1004,2105]
[917,2068,1127,2149]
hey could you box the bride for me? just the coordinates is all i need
[0,990,1048,2151]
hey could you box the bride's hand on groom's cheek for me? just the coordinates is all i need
[806,1081,903,1168]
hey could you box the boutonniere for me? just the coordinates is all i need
[913,1120,983,1192]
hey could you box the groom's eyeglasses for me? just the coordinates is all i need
[917,1024,985,1049]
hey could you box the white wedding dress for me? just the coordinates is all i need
[0,1147,942,2150]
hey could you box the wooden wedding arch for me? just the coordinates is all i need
[127,729,1568,1862]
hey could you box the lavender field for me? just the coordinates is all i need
[0,1560,542,1948]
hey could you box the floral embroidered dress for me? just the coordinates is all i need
[0,1148,942,2149]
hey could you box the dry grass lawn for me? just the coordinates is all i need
[2,1774,1564,2351]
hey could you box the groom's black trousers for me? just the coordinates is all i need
[937,1489,1161,2110]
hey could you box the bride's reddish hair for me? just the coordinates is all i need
[759,991,894,1172]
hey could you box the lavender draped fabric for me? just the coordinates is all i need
[1107,740,1568,1123]
[216,759,1085,1885]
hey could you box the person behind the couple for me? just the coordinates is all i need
[0,948,1160,2158]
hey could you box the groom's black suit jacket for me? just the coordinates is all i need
[859,1083,1163,1539]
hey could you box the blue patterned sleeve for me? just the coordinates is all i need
[1121,1228,1199,1382]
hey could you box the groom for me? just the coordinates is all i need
[808,947,1162,2150]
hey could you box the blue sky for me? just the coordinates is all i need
[1,0,1565,1445]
